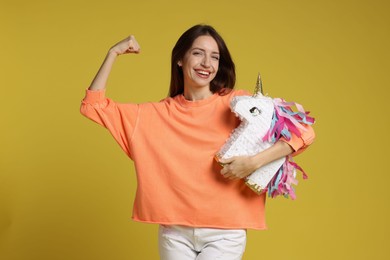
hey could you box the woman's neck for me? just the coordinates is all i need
[183,87,213,101]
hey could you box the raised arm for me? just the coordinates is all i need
[89,35,141,91]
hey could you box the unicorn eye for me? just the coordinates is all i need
[249,107,261,116]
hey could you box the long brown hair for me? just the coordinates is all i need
[169,24,236,97]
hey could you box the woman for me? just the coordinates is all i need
[81,24,314,260]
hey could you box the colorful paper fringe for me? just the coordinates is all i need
[263,99,315,199]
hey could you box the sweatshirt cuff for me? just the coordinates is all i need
[82,88,106,104]
[279,124,316,156]
[279,134,304,153]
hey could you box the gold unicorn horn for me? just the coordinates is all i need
[253,72,263,97]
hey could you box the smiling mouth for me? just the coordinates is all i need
[195,69,211,78]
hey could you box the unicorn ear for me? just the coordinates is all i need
[253,73,264,97]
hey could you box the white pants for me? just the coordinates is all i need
[158,225,247,260]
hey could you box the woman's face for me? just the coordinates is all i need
[179,35,220,91]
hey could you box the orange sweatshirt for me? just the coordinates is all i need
[80,88,314,230]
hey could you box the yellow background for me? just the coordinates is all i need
[1,0,389,259]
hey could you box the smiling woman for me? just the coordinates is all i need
[80,24,315,260]
[178,35,220,100]
[169,24,236,98]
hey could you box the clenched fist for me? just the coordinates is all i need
[109,35,141,56]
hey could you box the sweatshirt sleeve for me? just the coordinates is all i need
[80,89,139,158]
[279,123,315,156]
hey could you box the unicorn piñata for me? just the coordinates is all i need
[216,74,315,199]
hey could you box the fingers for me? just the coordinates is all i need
[220,164,239,180]
[218,157,235,166]
[219,156,253,180]
[110,35,141,55]
[218,157,239,179]
[219,157,235,179]
[126,35,141,54]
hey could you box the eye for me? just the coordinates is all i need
[249,107,261,116]
[192,51,203,56]
[212,55,220,61]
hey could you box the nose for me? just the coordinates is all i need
[201,55,211,67]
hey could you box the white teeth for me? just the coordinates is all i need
[197,70,210,75]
